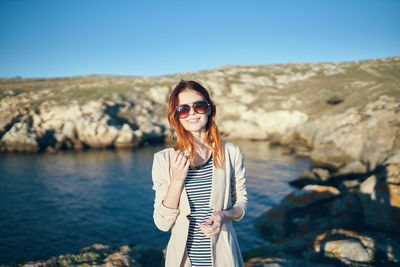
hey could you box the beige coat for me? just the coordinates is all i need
[152,141,248,267]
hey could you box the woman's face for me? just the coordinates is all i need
[177,90,210,134]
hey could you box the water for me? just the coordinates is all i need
[0,140,313,264]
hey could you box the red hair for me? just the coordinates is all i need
[167,80,223,168]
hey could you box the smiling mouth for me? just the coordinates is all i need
[186,118,200,123]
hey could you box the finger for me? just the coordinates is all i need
[204,217,212,224]
[204,217,214,226]
[176,152,185,167]
[198,224,208,235]
[184,158,190,170]
[210,223,220,232]
[179,153,188,168]
[174,150,181,163]
[180,152,188,166]
[199,223,211,235]
[209,227,220,236]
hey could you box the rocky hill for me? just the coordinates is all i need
[1,56,400,266]
[1,57,399,155]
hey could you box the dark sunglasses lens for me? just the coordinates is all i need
[194,101,208,114]
[176,105,190,118]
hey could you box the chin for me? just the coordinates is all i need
[183,124,207,133]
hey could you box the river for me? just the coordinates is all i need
[0,140,312,264]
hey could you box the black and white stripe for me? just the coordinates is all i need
[185,155,213,267]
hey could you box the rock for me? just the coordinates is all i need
[289,170,320,188]
[341,179,359,189]
[287,96,399,171]
[311,229,400,265]
[324,239,372,264]
[0,95,168,151]
[359,175,377,194]
[336,161,367,175]
[76,120,114,148]
[219,109,308,140]
[312,168,331,182]
[21,260,47,267]
[360,110,397,170]
[358,163,400,233]
[255,185,341,242]
[282,185,340,208]
[80,243,111,253]
[330,193,364,225]
[20,243,144,267]
[312,229,374,265]
[104,245,137,266]
[385,149,400,165]
[310,143,351,171]
[0,121,39,152]
[386,163,400,184]
[277,128,297,146]
[115,123,139,147]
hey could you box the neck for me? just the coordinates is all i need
[191,130,206,145]
[192,130,211,154]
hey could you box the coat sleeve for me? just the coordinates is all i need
[152,152,180,232]
[231,145,248,221]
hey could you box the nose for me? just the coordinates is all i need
[188,105,196,115]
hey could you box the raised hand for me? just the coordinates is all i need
[171,150,190,184]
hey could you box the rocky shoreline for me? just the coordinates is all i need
[1,57,399,266]
[4,243,164,267]
[244,91,400,265]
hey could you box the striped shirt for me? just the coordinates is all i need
[185,155,214,267]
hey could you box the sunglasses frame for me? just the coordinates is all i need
[175,100,211,119]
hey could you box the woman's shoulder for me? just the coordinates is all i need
[221,140,241,154]
[154,147,175,159]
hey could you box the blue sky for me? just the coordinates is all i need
[0,0,399,78]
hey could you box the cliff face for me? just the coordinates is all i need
[1,56,399,150]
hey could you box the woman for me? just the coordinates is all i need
[152,80,247,267]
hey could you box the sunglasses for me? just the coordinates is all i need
[175,100,210,119]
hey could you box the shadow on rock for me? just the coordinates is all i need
[251,163,400,266]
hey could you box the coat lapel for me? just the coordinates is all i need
[210,160,227,211]
[180,186,191,216]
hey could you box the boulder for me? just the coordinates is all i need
[312,168,331,182]
[312,229,374,265]
[358,163,400,233]
[359,175,377,194]
[335,161,367,176]
[360,110,397,170]
[311,229,400,265]
[310,143,352,171]
[255,185,341,242]
[0,121,39,152]
[282,185,340,208]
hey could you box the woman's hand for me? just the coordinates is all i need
[161,150,189,210]
[199,211,226,238]
[171,150,190,184]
